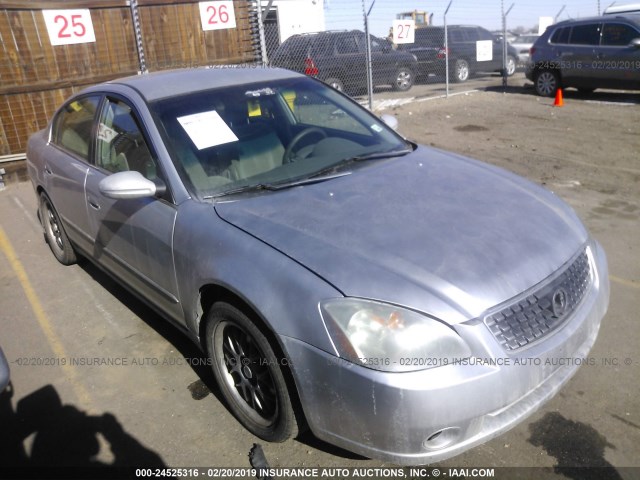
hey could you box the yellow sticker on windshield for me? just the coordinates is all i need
[282,91,296,112]
[248,100,261,117]
[68,101,82,112]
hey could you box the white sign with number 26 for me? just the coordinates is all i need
[42,10,96,46]
[199,1,237,31]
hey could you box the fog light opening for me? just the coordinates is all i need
[422,427,461,450]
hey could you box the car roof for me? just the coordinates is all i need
[554,14,640,27]
[93,67,304,102]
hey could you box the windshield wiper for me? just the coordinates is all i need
[206,171,352,198]
[343,147,413,162]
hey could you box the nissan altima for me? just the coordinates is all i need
[26,67,609,465]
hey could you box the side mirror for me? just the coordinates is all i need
[630,38,640,49]
[380,114,399,131]
[99,171,164,200]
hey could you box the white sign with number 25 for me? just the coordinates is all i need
[199,1,237,31]
[42,10,96,46]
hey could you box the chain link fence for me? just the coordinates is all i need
[256,0,605,108]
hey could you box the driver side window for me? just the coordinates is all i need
[96,98,157,180]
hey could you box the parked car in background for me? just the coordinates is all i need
[270,30,418,93]
[27,67,609,465]
[527,14,640,96]
[511,34,540,64]
[399,25,518,82]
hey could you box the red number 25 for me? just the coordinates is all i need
[54,14,86,39]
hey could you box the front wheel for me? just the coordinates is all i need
[206,302,298,442]
[453,59,470,83]
[534,69,560,97]
[39,192,77,265]
[393,67,414,91]
[324,77,345,92]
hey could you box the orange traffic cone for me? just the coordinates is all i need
[553,88,564,107]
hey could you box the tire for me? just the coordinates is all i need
[505,55,517,77]
[206,302,298,442]
[453,59,470,83]
[534,69,560,97]
[393,67,414,91]
[324,77,345,92]
[39,192,77,265]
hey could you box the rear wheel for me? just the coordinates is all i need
[534,69,560,97]
[39,192,77,265]
[206,302,298,442]
[453,59,470,83]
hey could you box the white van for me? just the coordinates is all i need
[603,3,640,15]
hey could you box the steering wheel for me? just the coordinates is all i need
[283,127,327,163]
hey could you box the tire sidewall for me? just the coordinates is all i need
[393,67,414,91]
[39,192,76,265]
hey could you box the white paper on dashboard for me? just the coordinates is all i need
[177,110,238,150]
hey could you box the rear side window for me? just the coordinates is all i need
[53,95,101,160]
[450,29,463,43]
[336,35,359,54]
[463,28,480,41]
[569,24,602,45]
[551,27,571,44]
[415,29,444,46]
[477,28,494,40]
[601,23,640,45]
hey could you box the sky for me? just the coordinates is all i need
[323,0,614,36]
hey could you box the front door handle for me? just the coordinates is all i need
[88,198,101,210]
[44,165,53,175]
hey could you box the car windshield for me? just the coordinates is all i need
[150,76,411,198]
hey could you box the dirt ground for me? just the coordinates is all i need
[0,85,639,479]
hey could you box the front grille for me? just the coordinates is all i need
[485,250,591,351]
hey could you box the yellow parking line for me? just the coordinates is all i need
[610,275,640,290]
[0,225,93,407]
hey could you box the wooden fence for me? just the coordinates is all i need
[0,0,260,156]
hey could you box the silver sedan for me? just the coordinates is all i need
[27,67,609,465]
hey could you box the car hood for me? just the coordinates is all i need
[214,146,588,324]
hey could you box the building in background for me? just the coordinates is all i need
[261,0,326,59]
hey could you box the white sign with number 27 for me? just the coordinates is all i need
[42,10,96,46]
[392,20,415,44]
[199,1,237,31]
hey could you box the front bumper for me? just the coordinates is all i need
[282,241,609,465]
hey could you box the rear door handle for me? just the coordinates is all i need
[44,165,52,175]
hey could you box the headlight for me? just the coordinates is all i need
[320,298,471,372]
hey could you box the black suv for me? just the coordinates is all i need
[526,15,640,96]
[399,25,518,82]
[270,30,418,93]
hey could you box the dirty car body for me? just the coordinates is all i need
[26,68,609,465]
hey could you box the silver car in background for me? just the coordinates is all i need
[511,34,540,64]
[27,68,609,465]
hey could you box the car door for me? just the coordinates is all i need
[45,95,102,254]
[596,22,640,88]
[562,23,602,84]
[334,33,365,89]
[84,96,183,323]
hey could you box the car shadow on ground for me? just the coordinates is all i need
[77,260,368,461]
[486,83,640,104]
[0,382,170,471]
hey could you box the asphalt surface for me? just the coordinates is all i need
[0,78,638,480]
